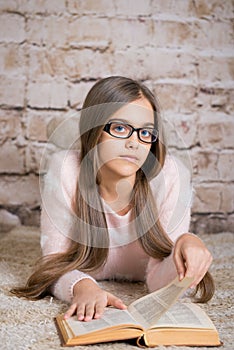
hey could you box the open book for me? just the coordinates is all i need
[55,277,221,347]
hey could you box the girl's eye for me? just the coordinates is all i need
[112,124,127,133]
[140,129,151,138]
[116,126,125,132]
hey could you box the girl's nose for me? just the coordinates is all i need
[125,131,139,149]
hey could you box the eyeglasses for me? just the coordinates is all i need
[103,121,158,144]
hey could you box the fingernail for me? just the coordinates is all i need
[179,273,184,280]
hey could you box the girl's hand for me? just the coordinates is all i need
[64,279,127,321]
[173,233,213,289]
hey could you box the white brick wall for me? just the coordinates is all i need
[0,0,233,232]
[0,13,25,43]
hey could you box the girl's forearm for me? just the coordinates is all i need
[50,270,97,303]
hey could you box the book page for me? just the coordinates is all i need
[66,307,142,337]
[154,302,216,329]
[128,277,192,328]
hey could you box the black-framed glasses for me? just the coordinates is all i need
[103,121,158,144]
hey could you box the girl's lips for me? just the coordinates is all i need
[119,155,139,163]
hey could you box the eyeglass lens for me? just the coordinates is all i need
[108,122,157,143]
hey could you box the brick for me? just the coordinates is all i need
[193,20,233,50]
[192,150,234,182]
[0,76,25,107]
[0,0,19,11]
[0,44,26,76]
[227,214,234,232]
[0,174,40,206]
[0,141,25,174]
[192,0,234,19]
[15,206,40,226]
[68,0,152,16]
[29,48,112,79]
[153,0,233,19]
[25,142,46,174]
[193,184,220,212]
[0,0,28,12]
[27,80,68,109]
[196,87,234,114]
[220,184,234,213]
[28,47,76,79]
[67,0,115,15]
[0,110,22,144]
[115,0,152,16]
[217,151,234,182]
[22,0,66,14]
[193,183,234,213]
[110,49,149,80]
[153,82,197,113]
[28,47,58,79]
[61,49,111,78]
[147,48,197,80]
[191,213,232,234]
[68,81,94,108]
[46,114,81,150]
[225,88,234,114]
[150,19,234,50]
[197,113,234,149]
[68,17,110,47]
[0,209,21,232]
[198,54,234,83]
[26,16,68,47]
[192,150,219,181]
[152,0,195,17]
[113,48,197,81]
[0,14,25,43]
[210,91,234,114]
[26,110,56,141]
[152,20,193,48]
[110,18,152,49]
[163,113,198,149]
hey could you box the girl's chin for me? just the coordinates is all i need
[112,164,140,177]
[99,158,143,177]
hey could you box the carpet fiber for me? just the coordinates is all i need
[0,226,233,350]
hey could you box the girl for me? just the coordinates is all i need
[12,76,214,322]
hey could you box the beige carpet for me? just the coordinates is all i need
[0,226,233,350]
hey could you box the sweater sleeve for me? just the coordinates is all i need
[146,155,193,292]
[40,151,97,303]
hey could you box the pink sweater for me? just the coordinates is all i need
[40,151,192,303]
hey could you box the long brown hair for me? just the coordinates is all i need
[11,76,214,302]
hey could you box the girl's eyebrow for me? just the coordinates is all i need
[108,118,155,128]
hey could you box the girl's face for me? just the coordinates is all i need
[97,97,155,181]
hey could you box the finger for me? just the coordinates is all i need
[189,271,205,289]
[64,303,77,320]
[185,261,207,287]
[83,303,95,322]
[76,303,86,321]
[94,301,106,319]
[189,261,212,288]
[186,253,213,288]
[184,264,197,287]
[107,293,127,309]
[173,250,186,280]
